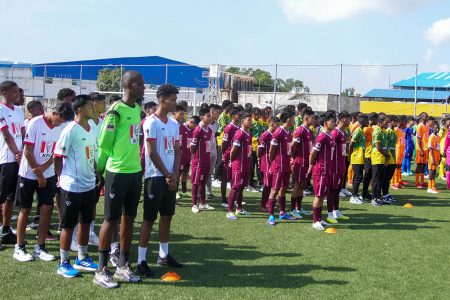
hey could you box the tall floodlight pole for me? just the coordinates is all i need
[338,63,343,113]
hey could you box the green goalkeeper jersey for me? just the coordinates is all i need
[97,100,142,174]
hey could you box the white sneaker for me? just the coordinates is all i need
[427,188,438,194]
[199,204,215,210]
[226,212,237,220]
[94,267,118,289]
[339,191,347,197]
[312,221,325,231]
[33,244,55,261]
[220,203,228,208]
[350,195,364,204]
[113,264,141,283]
[89,232,99,246]
[303,189,312,196]
[235,209,251,215]
[191,205,200,213]
[341,188,352,196]
[212,180,221,188]
[70,239,79,252]
[13,244,34,262]
[176,193,181,200]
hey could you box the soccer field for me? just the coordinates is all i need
[0,176,449,300]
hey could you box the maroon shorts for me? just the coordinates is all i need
[293,164,309,183]
[191,167,208,185]
[262,171,272,187]
[223,160,231,181]
[179,162,190,173]
[330,173,344,190]
[312,172,330,198]
[231,171,250,189]
[270,172,291,190]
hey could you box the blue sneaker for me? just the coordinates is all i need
[268,215,276,226]
[74,255,98,272]
[279,213,297,220]
[57,260,80,278]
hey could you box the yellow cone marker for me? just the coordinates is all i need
[324,227,337,234]
[161,272,181,282]
[403,203,414,208]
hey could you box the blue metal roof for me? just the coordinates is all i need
[392,72,450,88]
[0,61,32,68]
[32,56,208,89]
[365,88,450,100]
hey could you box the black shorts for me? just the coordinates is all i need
[60,188,96,228]
[15,176,57,209]
[143,176,176,221]
[0,162,19,204]
[364,158,372,172]
[95,175,105,203]
[104,171,142,221]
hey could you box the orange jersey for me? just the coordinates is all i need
[349,123,359,135]
[428,133,440,170]
[364,126,373,158]
[416,123,430,151]
[395,127,405,164]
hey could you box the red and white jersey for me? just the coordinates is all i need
[143,115,180,178]
[312,131,335,175]
[191,125,212,171]
[0,103,24,164]
[19,115,62,179]
[231,128,252,172]
[293,125,313,167]
[269,127,292,173]
[258,130,273,172]
[331,128,347,174]
[54,121,97,192]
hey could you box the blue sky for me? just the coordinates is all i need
[1,0,449,93]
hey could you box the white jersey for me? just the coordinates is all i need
[54,121,97,193]
[208,122,218,155]
[88,117,103,163]
[0,103,25,164]
[19,115,62,179]
[143,114,179,178]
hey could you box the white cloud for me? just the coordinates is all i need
[423,48,434,62]
[279,0,429,23]
[425,18,450,46]
[439,64,450,72]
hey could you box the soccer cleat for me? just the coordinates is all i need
[312,221,325,231]
[1,229,17,244]
[371,199,382,207]
[157,254,183,268]
[57,260,80,278]
[235,209,251,215]
[320,220,329,227]
[335,213,350,221]
[136,260,155,278]
[191,205,200,213]
[381,195,394,205]
[94,267,118,288]
[176,193,181,200]
[89,232,99,246]
[113,263,141,283]
[199,204,215,211]
[110,248,120,267]
[33,244,55,261]
[13,244,34,262]
[427,188,439,194]
[350,196,364,205]
[341,188,352,196]
[74,255,98,272]
[299,207,312,215]
[290,210,303,219]
[326,217,338,224]
[226,212,237,220]
[279,213,297,220]
[268,215,276,226]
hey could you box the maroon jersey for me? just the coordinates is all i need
[179,123,193,165]
[331,128,347,174]
[269,127,292,173]
[191,125,212,171]
[312,131,335,175]
[293,125,313,167]
[222,123,240,162]
[231,128,252,172]
[258,130,273,172]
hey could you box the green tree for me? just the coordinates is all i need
[341,87,356,96]
[96,67,123,92]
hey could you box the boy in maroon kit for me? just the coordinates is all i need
[226,113,253,220]
[190,108,213,213]
[290,109,314,219]
[327,111,351,224]
[308,111,336,231]
[267,112,297,226]
[257,116,279,212]
[220,107,242,208]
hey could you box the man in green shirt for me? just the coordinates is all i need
[94,71,144,288]
[294,103,308,130]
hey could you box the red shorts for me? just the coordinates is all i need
[262,171,272,187]
[231,171,250,189]
[191,167,208,185]
[313,172,330,198]
[293,164,309,183]
[330,173,344,190]
[222,160,231,181]
[270,172,291,190]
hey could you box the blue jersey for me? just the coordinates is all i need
[404,127,414,152]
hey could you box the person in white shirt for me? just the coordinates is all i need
[54,95,100,279]
[13,102,73,262]
[0,81,25,247]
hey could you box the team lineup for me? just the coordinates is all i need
[0,70,448,289]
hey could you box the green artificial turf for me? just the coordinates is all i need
[0,175,449,300]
